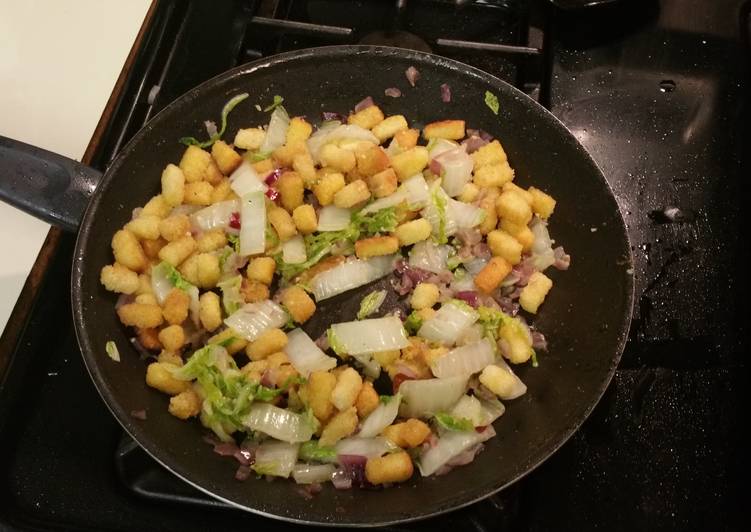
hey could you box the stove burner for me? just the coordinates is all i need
[359,30,432,53]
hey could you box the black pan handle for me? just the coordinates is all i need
[0,135,103,232]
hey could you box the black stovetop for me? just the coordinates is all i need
[1,1,748,530]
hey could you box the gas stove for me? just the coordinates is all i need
[0,1,747,530]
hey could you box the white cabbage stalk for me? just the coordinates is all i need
[408,240,451,274]
[259,106,290,153]
[223,300,288,341]
[310,255,395,301]
[239,191,266,256]
[285,329,337,377]
[243,403,314,443]
[187,285,200,327]
[229,161,267,197]
[335,436,397,458]
[292,463,336,484]
[190,199,239,232]
[450,395,484,427]
[417,429,483,476]
[450,270,476,292]
[434,147,473,197]
[150,264,174,304]
[328,316,409,356]
[358,173,428,215]
[489,357,528,400]
[358,395,402,438]
[529,217,555,271]
[478,397,506,426]
[307,124,378,162]
[428,138,459,159]
[449,198,486,228]
[421,181,457,239]
[430,339,495,379]
[418,300,479,346]
[401,173,431,209]
[398,375,468,418]
[282,235,306,264]
[317,205,352,231]
[253,441,299,478]
[465,257,488,276]
[457,323,484,345]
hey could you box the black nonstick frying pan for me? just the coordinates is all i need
[0,46,634,526]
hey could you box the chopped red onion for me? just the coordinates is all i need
[354,96,375,113]
[265,188,279,201]
[440,83,452,103]
[213,441,240,457]
[337,455,368,487]
[331,470,353,490]
[471,243,492,261]
[531,331,548,351]
[315,332,330,351]
[391,371,416,393]
[130,409,147,420]
[116,293,135,309]
[264,168,283,185]
[495,296,520,316]
[384,87,402,98]
[512,258,536,286]
[467,128,494,142]
[233,448,254,466]
[321,111,345,121]
[229,211,241,229]
[260,369,275,388]
[429,158,443,176]
[405,66,420,87]
[553,246,571,270]
[461,135,488,154]
[235,465,252,481]
[454,290,480,308]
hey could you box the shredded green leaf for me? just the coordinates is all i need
[217,275,244,315]
[446,252,463,271]
[156,261,195,292]
[105,341,120,362]
[379,394,396,405]
[327,328,346,356]
[252,461,281,476]
[263,95,285,112]
[218,246,234,270]
[276,207,398,281]
[217,335,238,348]
[302,407,321,434]
[403,310,424,335]
[432,186,448,244]
[248,150,271,162]
[351,207,398,236]
[171,345,291,441]
[265,223,280,250]
[227,234,241,253]
[179,93,249,148]
[484,91,500,115]
[299,440,336,462]
[434,412,474,432]
[477,306,504,347]
[449,298,474,313]
[357,290,387,320]
[530,351,539,367]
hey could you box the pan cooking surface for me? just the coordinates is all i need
[72,46,633,526]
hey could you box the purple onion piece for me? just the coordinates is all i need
[531,331,548,351]
[213,441,240,457]
[235,465,252,481]
[354,96,375,113]
[471,242,492,261]
[405,66,420,87]
[384,87,402,98]
[233,448,254,466]
[264,168,283,185]
[440,83,452,103]
[321,111,345,121]
[454,290,480,308]
[455,228,482,246]
[130,409,147,420]
[461,135,489,154]
[331,470,353,490]
[315,332,330,351]
[553,246,571,270]
[429,158,443,176]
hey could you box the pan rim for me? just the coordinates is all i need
[71,44,635,526]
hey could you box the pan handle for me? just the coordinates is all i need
[0,135,103,232]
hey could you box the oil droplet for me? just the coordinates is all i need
[659,80,676,93]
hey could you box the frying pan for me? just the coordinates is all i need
[0,46,633,526]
